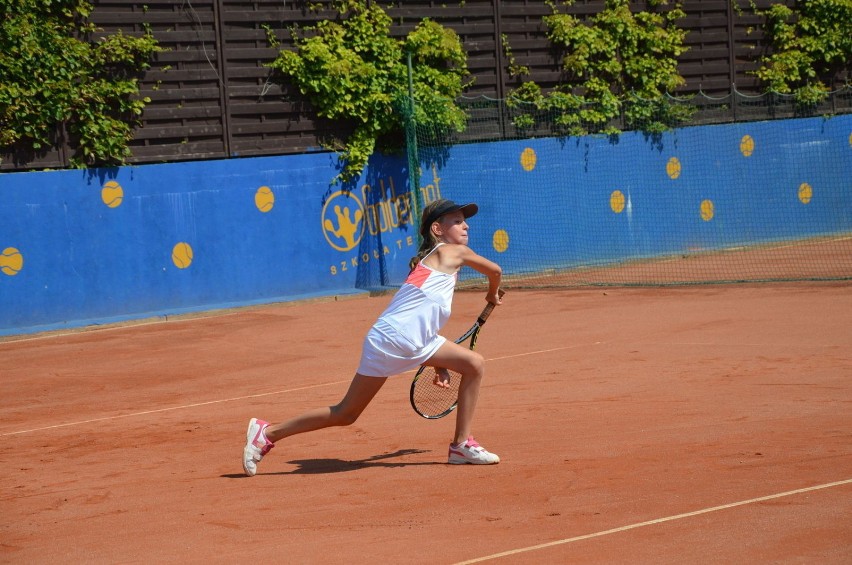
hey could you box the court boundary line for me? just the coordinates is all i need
[455,478,852,564]
[0,380,353,437]
[1,342,602,437]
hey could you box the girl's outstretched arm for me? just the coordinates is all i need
[460,247,502,305]
[433,244,502,304]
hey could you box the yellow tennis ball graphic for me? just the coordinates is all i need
[493,229,509,253]
[798,182,813,204]
[700,199,715,221]
[255,186,275,212]
[520,148,537,172]
[172,242,193,269]
[1,247,24,276]
[666,157,681,179]
[610,190,625,213]
[101,180,124,208]
[740,135,754,157]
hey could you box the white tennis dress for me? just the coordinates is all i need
[357,244,457,377]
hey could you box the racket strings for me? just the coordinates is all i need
[410,291,504,419]
[411,367,462,418]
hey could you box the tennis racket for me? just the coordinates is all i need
[410,289,505,419]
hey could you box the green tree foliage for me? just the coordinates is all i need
[755,0,852,106]
[268,0,470,184]
[0,0,160,167]
[509,0,692,136]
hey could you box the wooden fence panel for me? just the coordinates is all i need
[1,0,831,172]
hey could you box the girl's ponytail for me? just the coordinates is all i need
[408,237,435,271]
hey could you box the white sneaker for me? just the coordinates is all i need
[243,418,274,476]
[448,436,500,465]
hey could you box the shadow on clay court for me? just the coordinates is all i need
[221,448,438,477]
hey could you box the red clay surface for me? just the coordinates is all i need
[2,284,851,563]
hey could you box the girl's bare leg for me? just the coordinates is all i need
[424,340,486,445]
[264,374,386,443]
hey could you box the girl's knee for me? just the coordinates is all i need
[467,352,486,377]
[329,404,360,427]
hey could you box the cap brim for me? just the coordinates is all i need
[458,203,478,218]
[420,201,479,237]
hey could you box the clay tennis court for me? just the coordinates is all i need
[2,283,850,563]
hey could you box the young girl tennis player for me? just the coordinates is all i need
[242,198,503,476]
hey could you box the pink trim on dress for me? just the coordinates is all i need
[405,263,432,288]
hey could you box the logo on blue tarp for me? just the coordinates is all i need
[322,191,365,252]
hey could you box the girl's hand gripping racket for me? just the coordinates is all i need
[410,289,505,419]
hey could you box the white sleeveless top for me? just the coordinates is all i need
[356,245,457,377]
[375,244,457,349]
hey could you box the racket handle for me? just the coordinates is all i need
[477,289,505,325]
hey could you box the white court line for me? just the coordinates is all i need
[0,379,351,437]
[1,342,605,438]
[489,342,602,362]
[455,479,852,564]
